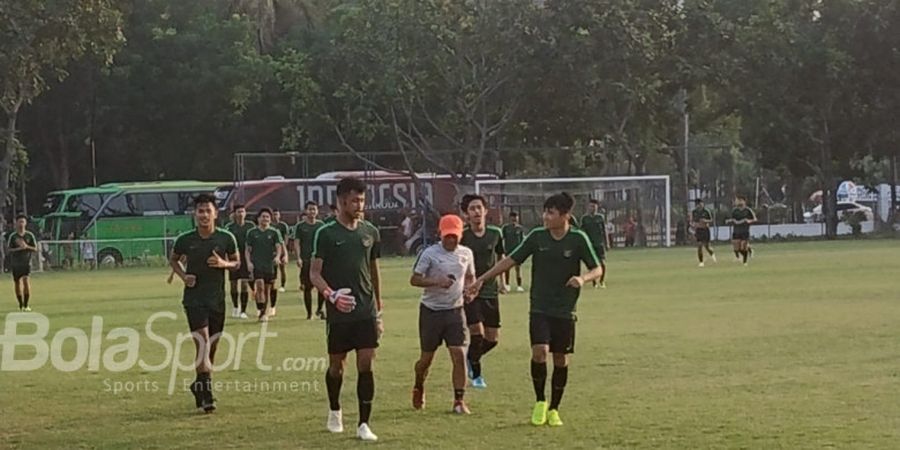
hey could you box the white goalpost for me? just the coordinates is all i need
[476,176,672,247]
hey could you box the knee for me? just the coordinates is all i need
[552,354,568,368]
[532,348,549,364]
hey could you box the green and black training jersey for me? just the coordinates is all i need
[172,228,238,306]
[501,223,525,254]
[7,231,37,268]
[313,220,381,323]
[509,227,600,319]
[273,222,290,243]
[692,207,713,227]
[294,220,325,261]
[225,221,255,253]
[580,213,608,249]
[731,207,756,234]
[461,226,505,299]
[246,226,284,273]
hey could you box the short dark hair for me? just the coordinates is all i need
[194,194,217,208]
[736,195,746,201]
[695,198,704,204]
[15,213,27,221]
[544,192,575,214]
[272,208,281,213]
[460,194,486,212]
[509,212,518,218]
[257,207,273,219]
[329,204,337,211]
[305,201,317,208]
[589,199,600,206]
[232,203,246,212]
[336,177,367,197]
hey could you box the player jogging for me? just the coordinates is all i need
[727,196,757,266]
[691,199,716,267]
[501,212,525,293]
[225,205,255,319]
[310,177,383,442]
[246,208,284,321]
[273,209,291,293]
[8,214,38,311]
[169,194,240,413]
[468,192,604,427]
[460,194,505,390]
[295,201,326,319]
[580,199,610,288]
[410,214,476,414]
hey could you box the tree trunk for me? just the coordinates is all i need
[1,107,21,272]
[891,154,897,224]
[820,147,838,239]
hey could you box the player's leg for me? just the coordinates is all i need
[21,275,31,311]
[279,261,287,291]
[13,272,23,310]
[268,275,278,316]
[732,239,741,261]
[697,242,704,264]
[740,239,750,264]
[546,316,575,426]
[185,306,216,412]
[477,299,500,387]
[465,299,486,382]
[446,307,469,413]
[229,279,239,317]
[413,350,435,409]
[355,346,378,441]
[415,304,439,409]
[239,279,250,317]
[301,264,313,319]
[503,269,511,292]
[326,351,348,433]
[254,278,268,321]
[529,313,551,425]
[515,264,523,290]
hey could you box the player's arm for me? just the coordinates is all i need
[169,237,195,287]
[310,227,355,313]
[370,230,383,312]
[294,228,304,267]
[274,231,285,262]
[244,239,254,272]
[410,250,450,288]
[568,232,604,287]
[748,209,758,224]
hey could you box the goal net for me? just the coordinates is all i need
[476,176,672,247]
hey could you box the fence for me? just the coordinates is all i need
[34,237,176,272]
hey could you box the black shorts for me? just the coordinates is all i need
[529,313,576,354]
[299,261,312,287]
[419,305,466,352]
[230,255,251,281]
[464,297,501,328]
[326,319,380,354]
[184,302,226,336]
[695,228,711,243]
[11,265,30,282]
[593,245,607,263]
[732,230,750,241]
[253,269,276,284]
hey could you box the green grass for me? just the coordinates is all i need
[2,240,900,449]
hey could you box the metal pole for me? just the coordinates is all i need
[91,140,97,187]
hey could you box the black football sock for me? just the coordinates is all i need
[16,294,22,309]
[468,334,484,378]
[230,289,238,309]
[742,250,749,263]
[23,294,29,308]
[239,292,249,313]
[326,370,342,411]
[270,288,278,308]
[482,340,498,357]
[303,289,313,318]
[531,360,547,402]
[358,371,374,425]
[316,293,325,314]
[549,365,568,410]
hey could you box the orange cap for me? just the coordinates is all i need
[439,214,464,238]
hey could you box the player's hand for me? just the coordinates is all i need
[296,259,303,269]
[167,272,176,285]
[376,315,384,338]
[183,274,197,288]
[438,275,455,289]
[330,288,356,313]
[499,284,509,295]
[465,280,483,298]
[207,251,231,269]
[566,276,585,288]
[273,256,281,265]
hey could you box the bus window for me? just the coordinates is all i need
[66,194,105,218]
[133,193,171,216]
[102,194,139,217]
[161,192,182,214]
[41,194,65,216]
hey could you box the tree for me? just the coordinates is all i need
[0,0,123,217]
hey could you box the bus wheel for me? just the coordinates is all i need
[98,248,123,267]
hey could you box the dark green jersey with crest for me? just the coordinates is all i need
[731,207,756,234]
[580,213,608,249]
[225,221,255,252]
[502,223,525,252]
[509,227,600,319]
[692,207,713,227]
[246,226,284,273]
[294,220,325,261]
[461,226,505,299]
[172,228,238,305]
[7,231,37,268]
[313,221,381,323]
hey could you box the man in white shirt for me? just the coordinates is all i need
[409,214,476,415]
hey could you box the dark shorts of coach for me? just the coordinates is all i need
[594,245,607,262]
[695,228,711,243]
[529,313,576,354]
[419,304,466,352]
[11,265,30,282]
[732,230,750,241]
[253,269,276,284]
[230,255,251,281]
[299,260,312,287]
[464,297,501,328]
[326,319,379,354]
[184,300,226,336]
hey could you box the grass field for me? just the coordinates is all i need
[2,240,900,449]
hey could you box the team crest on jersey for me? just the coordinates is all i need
[563,249,573,258]
[361,236,373,248]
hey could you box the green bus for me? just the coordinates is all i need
[38,181,222,267]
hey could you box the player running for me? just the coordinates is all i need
[501,212,525,293]
[691,199,716,267]
[460,194,505,390]
[294,201,326,319]
[468,192,603,427]
[311,177,383,442]
[169,194,240,413]
[727,196,757,266]
[272,209,291,293]
[8,214,38,311]
[410,214,477,414]
[246,208,284,321]
[580,199,610,288]
[225,205,255,319]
